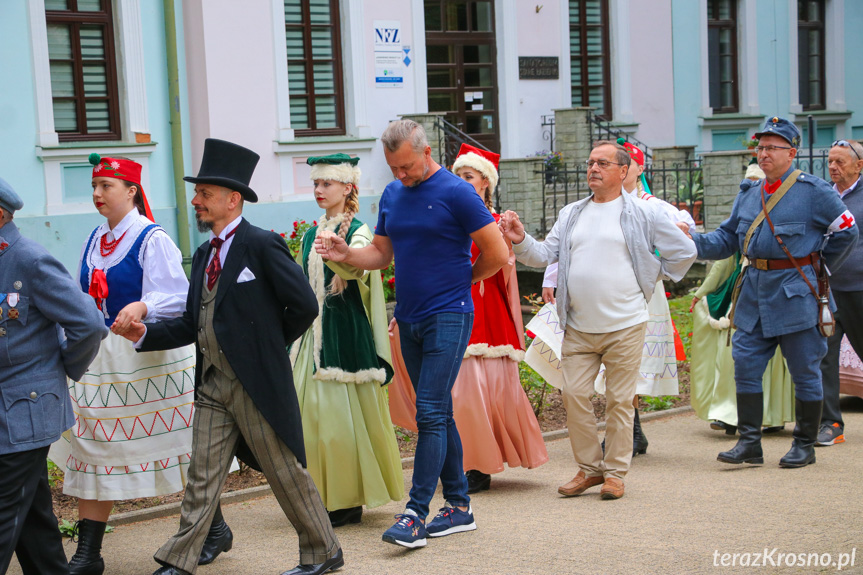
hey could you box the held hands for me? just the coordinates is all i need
[314,230,349,262]
[388,317,397,337]
[111,302,147,335]
[675,221,692,240]
[542,287,556,304]
[115,321,146,343]
[498,211,526,244]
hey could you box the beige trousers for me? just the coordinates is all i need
[153,368,339,574]
[560,322,646,480]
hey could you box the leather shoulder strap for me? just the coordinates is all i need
[743,170,801,255]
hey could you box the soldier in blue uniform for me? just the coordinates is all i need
[678,117,859,468]
[0,177,107,574]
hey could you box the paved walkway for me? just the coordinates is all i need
[11,403,863,575]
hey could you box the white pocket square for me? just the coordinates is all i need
[237,267,256,283]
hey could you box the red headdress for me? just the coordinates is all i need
[617,138,645,167]
[452,143,501,193]
[89,153,153,221]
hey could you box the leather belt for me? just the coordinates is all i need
[751,252,818,271]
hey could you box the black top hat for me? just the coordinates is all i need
[184,138,260,202]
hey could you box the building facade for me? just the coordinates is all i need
[1,0,861,271]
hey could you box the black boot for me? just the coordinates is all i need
[198,504,233,565]
[717,393,764,464]
[466,470,491,493]
[327,506,363,527]
[633,409,648,456]
[779,399,821,468]
[710,420,738,435]
[68,519,106,575]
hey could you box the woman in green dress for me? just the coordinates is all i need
[690,256,795,433]
[290,154,403,528]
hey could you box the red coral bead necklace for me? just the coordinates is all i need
[100,230,128,257]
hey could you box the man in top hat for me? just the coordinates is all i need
[116,139,342,575]
[0,177,107,575]
[678,117,859,468]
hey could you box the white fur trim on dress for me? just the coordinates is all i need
[463,343,525,362]
[309,163,362,186]
[452,152,498,194]
[313,366,387,384]
[307,213,346,371]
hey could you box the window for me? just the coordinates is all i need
[569,0,611,119]
[284,0,345,135]
[45,0,121,141]
[798,0,826,111]
[707,0,738,113]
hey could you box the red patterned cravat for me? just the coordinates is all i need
[205,227,237,291]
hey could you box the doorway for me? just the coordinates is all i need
[424,0,501,154]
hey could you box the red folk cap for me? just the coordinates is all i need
[89,153,153,221]
[617,138,645,167]
[455,143,500,169]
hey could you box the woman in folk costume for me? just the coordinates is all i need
[55,154,228,575]
[389,144,548,494]
[690,161,795,435]
[291,153,403,528]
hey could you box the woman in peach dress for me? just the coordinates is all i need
[388,144,548,493]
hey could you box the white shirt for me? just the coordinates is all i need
[834,176,861,199]
[566,195,648,333]
[78,208,188,321]
[203,215,243,283]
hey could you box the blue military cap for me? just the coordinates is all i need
[754,116,802,148]
[0,177,24,214]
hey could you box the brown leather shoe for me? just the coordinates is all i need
[558,471,604,497]
[600,477,624,500]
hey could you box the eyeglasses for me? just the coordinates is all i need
[585,159,626,169]
[755,145,793,153]
[832,140,862,160]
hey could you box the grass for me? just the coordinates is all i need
[518,293,697,414]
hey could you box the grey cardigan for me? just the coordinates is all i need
[512,189,698,327]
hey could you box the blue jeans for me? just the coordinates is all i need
[397,312,473,519]
[733,320,827,401]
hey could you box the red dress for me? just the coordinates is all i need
[389,219,548,474]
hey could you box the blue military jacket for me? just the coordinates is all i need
[693,166,858,338]
[0,222,106,454]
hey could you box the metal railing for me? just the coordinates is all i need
[589,111,653,163]
[540,114,556,151]
[536,159,703,236]
[794,149,829,181]
[433,116,491,168]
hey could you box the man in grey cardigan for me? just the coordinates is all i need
[500,141,696,499]
[0,177,107,575]
[818,139,863,446]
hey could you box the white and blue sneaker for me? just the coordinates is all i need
[426,502,477,538]
[382,509,427,549]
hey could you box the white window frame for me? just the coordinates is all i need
[789,0,845,114]
[28,0,154,215]
[272,0,370,142]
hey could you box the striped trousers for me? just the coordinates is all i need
[154,367,339,574]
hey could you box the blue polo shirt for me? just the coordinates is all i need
[376,168,495,322]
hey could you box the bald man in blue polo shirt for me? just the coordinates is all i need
[315,119,508,549]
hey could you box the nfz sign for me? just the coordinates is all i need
[374,20,402,50]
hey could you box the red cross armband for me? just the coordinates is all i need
[828,210,856,234]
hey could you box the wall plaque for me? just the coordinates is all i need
[519,57,559,80]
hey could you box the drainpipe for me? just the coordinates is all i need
[163,0,192,273]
